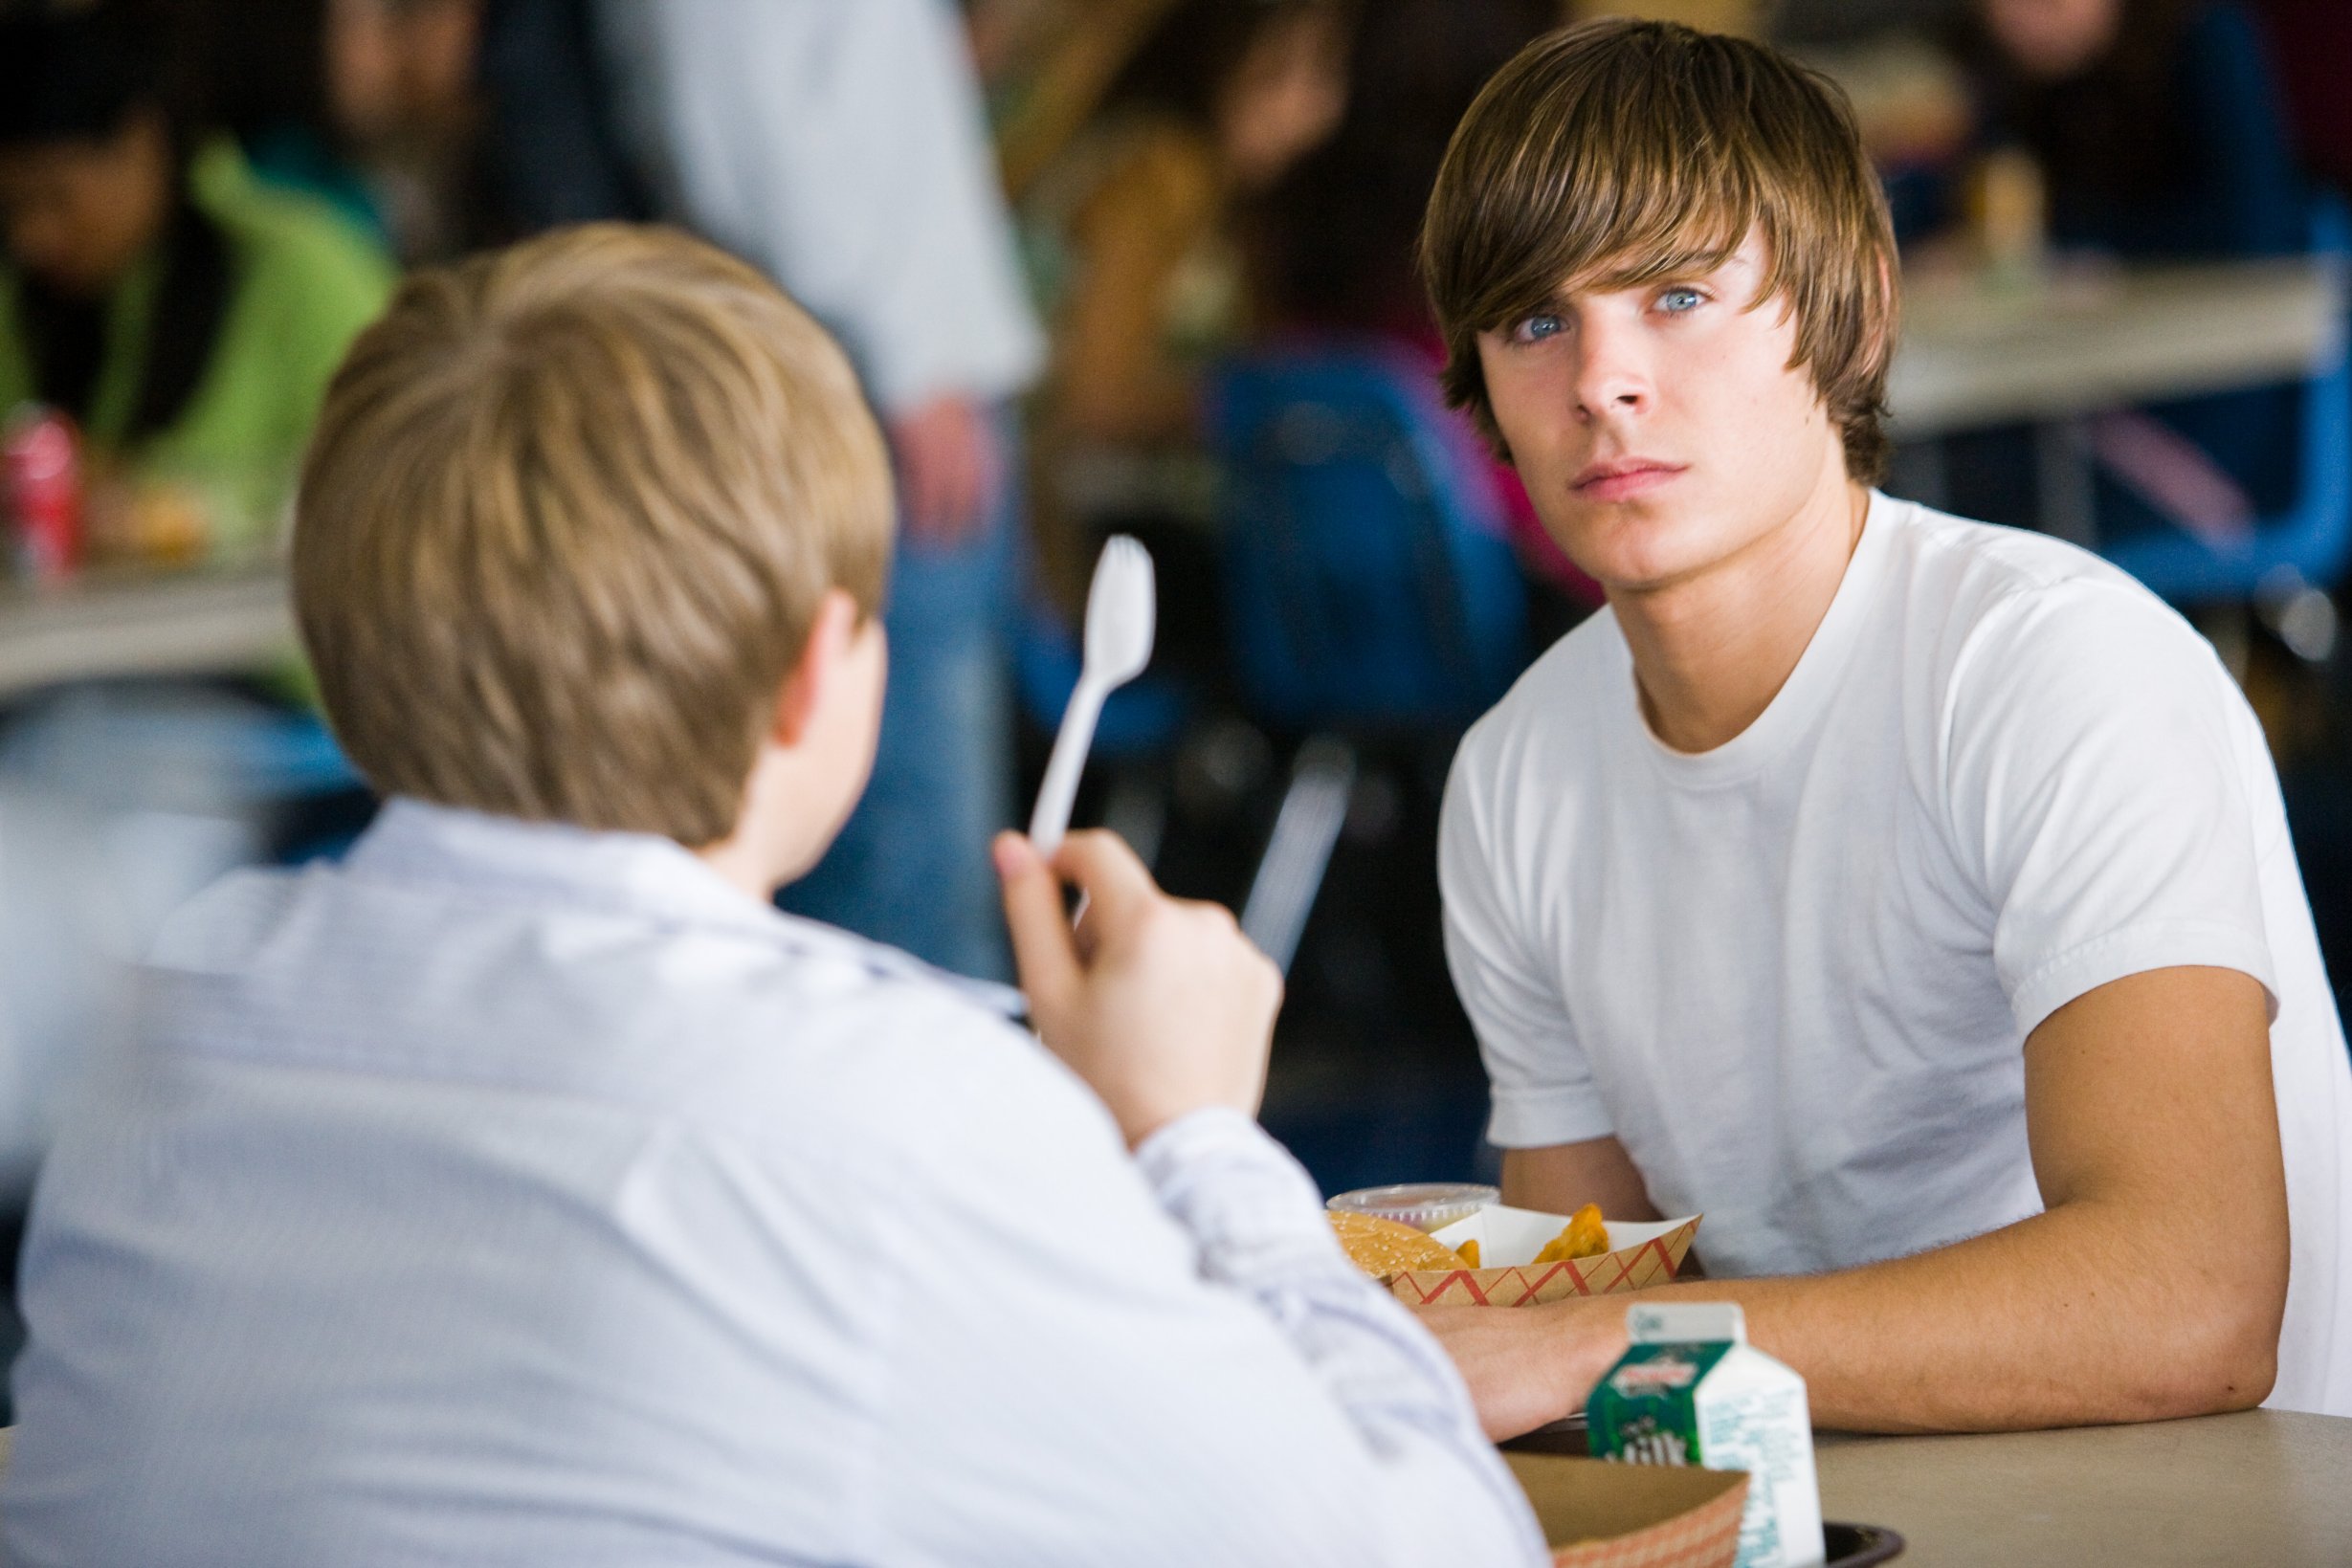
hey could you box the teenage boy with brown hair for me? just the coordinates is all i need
[1420,19,2351,1431]
[1,225,1546,1566]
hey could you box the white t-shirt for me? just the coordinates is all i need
[1440,492,2352,1418]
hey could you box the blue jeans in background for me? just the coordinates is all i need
[779,417,1018,983]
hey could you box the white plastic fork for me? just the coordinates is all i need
[1028,535,1156,856]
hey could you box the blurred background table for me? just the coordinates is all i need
[1815,1408,2352,1565]
[1890,256,2345,438]
[0,565,295,701]
[1889,256,2347,547]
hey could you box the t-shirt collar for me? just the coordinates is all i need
[1622,488,1899,788]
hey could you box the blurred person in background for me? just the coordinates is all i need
[595,0,1047,982]
[291,0,486,261]
[213,0,483,257]
[1967,0,2301,259]
[1775,0,1962,40]
[1254,0,1593,614]
[1256,0,1552,382]
[1024,0,1351,614]
[2252,0,2352,199]
[181,0,385,245]
[1031,0,1352,447]
[979,0,1186,203]
[1944,0,2306,541]
[0,3,393,560]
[205,0,649,265]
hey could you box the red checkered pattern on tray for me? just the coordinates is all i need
[1385,1219,1700,1307]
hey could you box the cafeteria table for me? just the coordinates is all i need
[1885,255,2346,546]
[1813,1409,2352,1565]
[1888,257,2344,441]
[1510,1407,2352,1564]
[0,563,293,701]
[0,1410,2343,1557]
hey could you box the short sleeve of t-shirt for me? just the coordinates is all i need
[1439,707,1614,1149]
[1942,578,2281,1035]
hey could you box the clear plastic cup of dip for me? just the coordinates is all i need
[1325,1182,1499,1234]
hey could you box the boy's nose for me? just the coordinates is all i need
[1569,327,1653,420]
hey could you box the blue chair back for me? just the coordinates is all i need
[1209,343,1527,732]
[2102,195,2352,600]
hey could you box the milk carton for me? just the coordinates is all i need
[1585,1302,1823,1568]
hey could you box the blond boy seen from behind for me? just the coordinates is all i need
[1,226,1548,1568]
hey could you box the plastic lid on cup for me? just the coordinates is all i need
[1325,1182,1499,1233]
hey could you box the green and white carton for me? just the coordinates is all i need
[1586,1302,1824,1568]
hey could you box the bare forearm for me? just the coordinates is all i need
[1611,972,2282,1430]
[1443,971,2290,1439]
[1594,1201,2279,1432]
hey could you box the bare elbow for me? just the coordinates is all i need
[2132,1287,2282,1420]
[2163,1326,2276,1418]
[2199,1260,2287,1414]
[2213,1347,2277,1413]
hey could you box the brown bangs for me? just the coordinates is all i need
[1420,18,1899,480]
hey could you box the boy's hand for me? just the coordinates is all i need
[888,394,995,547]
[1414,1298,1626,1441]
[995,829,1281,1147]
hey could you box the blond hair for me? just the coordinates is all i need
[294,223,892,846]
[1420,20,1899,480]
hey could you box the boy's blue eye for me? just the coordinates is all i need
[1658,287,1705,315]
[1511,313,1564,344]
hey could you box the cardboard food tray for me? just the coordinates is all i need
[1385,1206,1701,1308]
[1508,1452,1747,1568]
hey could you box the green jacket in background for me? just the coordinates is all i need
[0,141,396,557]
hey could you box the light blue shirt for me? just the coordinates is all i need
[4,800,1542,1566]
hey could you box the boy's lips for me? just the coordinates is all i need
[1572,457,1686,501]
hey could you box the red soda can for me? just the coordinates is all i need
[5,404,84,583]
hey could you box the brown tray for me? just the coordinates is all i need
[1504,1423,1904,1566]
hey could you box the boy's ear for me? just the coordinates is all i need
[769,588,861,748]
